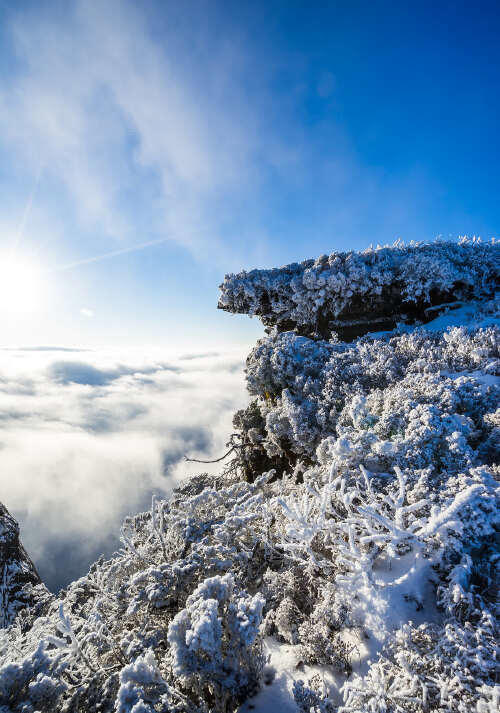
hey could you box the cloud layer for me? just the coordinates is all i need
[0,346,248,592]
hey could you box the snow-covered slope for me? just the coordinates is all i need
[0,240,498,713]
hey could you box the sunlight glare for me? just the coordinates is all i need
[0,254,45,316]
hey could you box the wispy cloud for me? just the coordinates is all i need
[0,0,446,282]
[0,0,287,267]
[0,346,247,592]
[56,238,173,272]
[80,307,94,317]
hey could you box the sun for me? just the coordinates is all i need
[0,253,45,316]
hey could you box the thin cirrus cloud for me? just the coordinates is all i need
[0,0,287,265]
[0,346,248,592]
[0,0,456,294]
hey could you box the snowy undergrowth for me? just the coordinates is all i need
[243,300,499,472]
[0,241,498,713]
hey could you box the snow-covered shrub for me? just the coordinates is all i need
[272,596,304,644]
[293,675,335,713]
[275,460,498,624]
[0,475,276,712]
[114,650,165,713]
[0,640,66,712]
[168,573,265,711]
[340,619,499,713]
[241,319,499,472]
[297,618,352,671]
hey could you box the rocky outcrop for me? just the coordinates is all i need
[219,240,499,340]
[0,502,50,629]
[219,240,500,481]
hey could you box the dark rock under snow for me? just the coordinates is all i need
[0,502,48,628]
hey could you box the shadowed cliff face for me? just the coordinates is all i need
[0,502,46,628]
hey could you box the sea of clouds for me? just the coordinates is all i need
[0,346,249,592]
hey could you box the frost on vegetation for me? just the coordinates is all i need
[0,240,498,712]
[0,478,276,713]
[168,572,265,708]
[293,674,336,712]
[0,640,66,712]
[219,239,499,338]
[243,317,499,473]
[339,620,500,713]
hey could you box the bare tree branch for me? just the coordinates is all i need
[184,446,236,464]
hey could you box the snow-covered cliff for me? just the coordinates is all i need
[219,239,499,340]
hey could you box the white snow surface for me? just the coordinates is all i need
[239,637,347,712]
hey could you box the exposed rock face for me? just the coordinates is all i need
[0,502,49,629]
[219,240,499,340]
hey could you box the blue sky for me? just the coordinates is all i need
[0,0,498,348]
